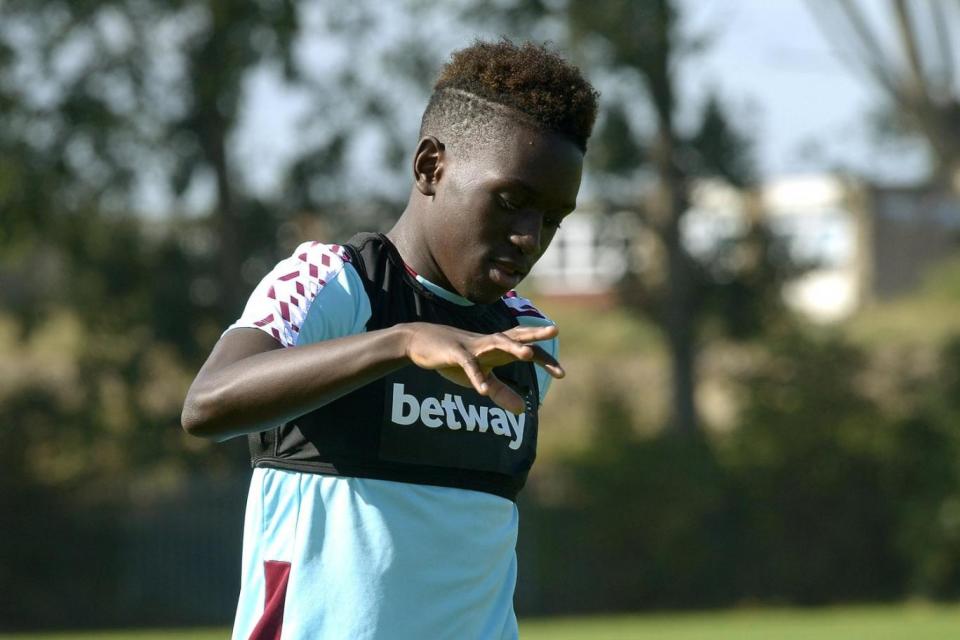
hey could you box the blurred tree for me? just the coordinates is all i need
[0,0,302,321]
[722,328,906,603]
[0,4,312,622]
[164,0,300,315]
[805,1,960,191]
[565,381,736,609]
[574,1,775,436]
[888,336,960,598]
[0,0,311,504]
[280,1,481,235]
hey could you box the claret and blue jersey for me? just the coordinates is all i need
[227,235,558,640]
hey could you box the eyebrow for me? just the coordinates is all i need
[500,178,577,212]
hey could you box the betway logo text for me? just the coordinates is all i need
[390,383,526,450]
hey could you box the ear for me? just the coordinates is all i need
[412,136,445,197]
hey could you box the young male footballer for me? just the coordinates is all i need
[182,38,598,639]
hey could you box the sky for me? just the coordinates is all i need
[678,0,929,183]
[229,0,935,204]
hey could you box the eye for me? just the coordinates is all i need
[496,193,522,211]
[544,216,563,230]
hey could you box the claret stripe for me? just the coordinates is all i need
[246,560,291,640]
[236,241,350,348]
[502,291,548,320]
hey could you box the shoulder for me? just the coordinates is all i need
[227,241,364,347]
[502,291,558,405]
[255,241,354,329]
[501,290,556,351]
[285,241,353,287]
[501,291,553,325]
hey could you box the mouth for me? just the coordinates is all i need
[488,259,528,290]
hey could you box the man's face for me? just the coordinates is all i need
[426,126,584,304]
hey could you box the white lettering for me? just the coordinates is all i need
[489,409,510,437]
[391,383,419,425]
[506,412,526,450]
[420,396,443,428]
[391,383,525,449]
[441,394,462,430]
[455,395,489,432]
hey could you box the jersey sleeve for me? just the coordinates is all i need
[226,241,370,347]
[502,292,559,406]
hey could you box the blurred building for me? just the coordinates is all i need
[529,175,960,322]
[529,207,640,297]
[868,184,960,299]
[759,175,865,322]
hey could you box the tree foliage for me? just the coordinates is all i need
[0,0,311,507]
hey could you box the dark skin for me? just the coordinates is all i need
[181,123,583,440]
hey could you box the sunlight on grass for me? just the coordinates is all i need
[520,605,960,640]
[4,605,960,640]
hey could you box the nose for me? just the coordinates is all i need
[510,212,543,256]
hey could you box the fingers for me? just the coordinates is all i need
[484,371,526,415]
[409,324,564,397]
[458,353,490,396]
[528,344,565,379]
[455,353,524,414]
[477,329,565,378]
[484,332,536,363]
[502,324,559,343]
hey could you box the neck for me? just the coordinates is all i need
[386,197,454,292]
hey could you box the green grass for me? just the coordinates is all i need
[521,605,960,639]
[846,256,960,348]
[532,297,662,358]
[4,604,960,639]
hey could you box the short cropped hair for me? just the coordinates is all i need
[420,39,599,153]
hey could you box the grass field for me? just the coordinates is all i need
[4,604,960,639]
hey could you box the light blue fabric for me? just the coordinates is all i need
[236,468,520,640]
[231,257,555,639]
[416,273,474,306]
[512,311,558,406]
[298,260,372,344]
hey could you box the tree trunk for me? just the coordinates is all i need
[210,120,243,319]
[644,0,700,436]
[653,126,699,436]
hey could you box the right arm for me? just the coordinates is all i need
[180,322,562,440]
[180,325,409,440]
[180,240,562,440]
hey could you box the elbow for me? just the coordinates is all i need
[180,385,224,439]
[180,403,205,438]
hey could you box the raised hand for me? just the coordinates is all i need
[403,323,564,414]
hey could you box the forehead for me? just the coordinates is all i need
[458,126,584,202]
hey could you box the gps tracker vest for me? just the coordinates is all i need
[247,233,540,501]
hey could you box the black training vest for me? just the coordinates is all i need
[247,232,540,501]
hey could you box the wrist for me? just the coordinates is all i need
[389,323,417,363]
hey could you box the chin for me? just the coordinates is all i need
[461,279,508,305]
[473,292,506,305]
[462,288,501,305]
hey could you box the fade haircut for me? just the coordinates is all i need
[420,39,599,153]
